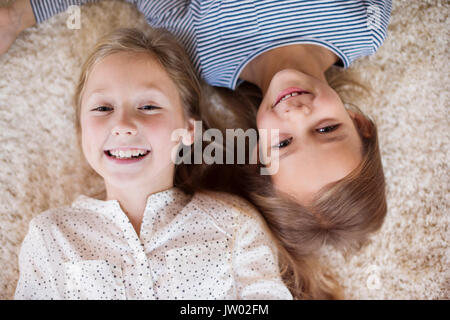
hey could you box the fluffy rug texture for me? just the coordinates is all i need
[0,0,448,299]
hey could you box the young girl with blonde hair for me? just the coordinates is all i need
[14,27,292,300]
[5,0,391,299]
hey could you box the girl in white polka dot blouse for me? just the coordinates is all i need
[14,27,292,300]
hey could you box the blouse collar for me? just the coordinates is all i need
[72,187,192,217]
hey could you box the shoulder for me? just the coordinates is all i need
[26,202,87,239]
[191,191,280,255]
[190,190,267,227]
[17,206,73,253]
[364,0,392,43]
[193,190,258,213]
[29,205,72,227]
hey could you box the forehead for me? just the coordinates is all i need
[87,51,164,84]
[82,51,179,100]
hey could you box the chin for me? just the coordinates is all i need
[104,174,148,190]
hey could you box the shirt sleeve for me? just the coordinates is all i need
[231,204,293,300]
[29,0,189,25]
[364,0,392,53]
[14,216,62,299]
[30,0,98,24]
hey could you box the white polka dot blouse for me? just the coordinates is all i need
[15,187,292,300]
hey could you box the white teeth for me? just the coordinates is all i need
[109,149,148,159]
[281,93,292,102]
[273,91,309,109]
[276,91,307,107]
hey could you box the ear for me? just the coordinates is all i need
[348,110,373,139]
[182,118,196,146]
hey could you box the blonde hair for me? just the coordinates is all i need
[203,75,387,299]
[73,27,206,194]
[73,27,387,298]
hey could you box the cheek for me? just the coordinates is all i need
[315,86,344,111]
[142,121,183,154]
[256,107,275,130]
[256,106,264,129]
[80,118,105,156]
[316,90,338,106]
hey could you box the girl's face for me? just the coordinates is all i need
[80,52,193,193]
[256,69,364,204]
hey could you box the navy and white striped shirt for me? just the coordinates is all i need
[30,0,392,89]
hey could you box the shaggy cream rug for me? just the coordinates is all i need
[0,0,448,299]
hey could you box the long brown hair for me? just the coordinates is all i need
[205,75,387,299]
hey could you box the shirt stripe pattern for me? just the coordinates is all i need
[30,0,392,89]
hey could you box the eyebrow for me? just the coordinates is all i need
[83,87,114,102]
[84,88,106,98]
[278,144,297,161]
[84,85,163,101]
[278,133,349,161]
[321,133,348,143]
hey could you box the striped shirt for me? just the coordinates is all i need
[30,0,392,89]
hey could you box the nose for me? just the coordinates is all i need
[275,100,312,119]
[111,114,137,136]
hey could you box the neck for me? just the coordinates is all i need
[240,44,338,95]
[105,181,173,235]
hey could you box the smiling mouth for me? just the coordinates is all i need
[273,88,311,108]
[104,148,151,160]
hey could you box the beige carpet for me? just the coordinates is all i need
[0,0,448,299]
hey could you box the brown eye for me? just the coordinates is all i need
[274,137,293,149]
[139,105,161,111]
[316,124,340,133]
[92,106,113,112]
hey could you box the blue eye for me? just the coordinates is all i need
[316,124,340,133]
[92,106,113,112]
[274,137,293,149]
